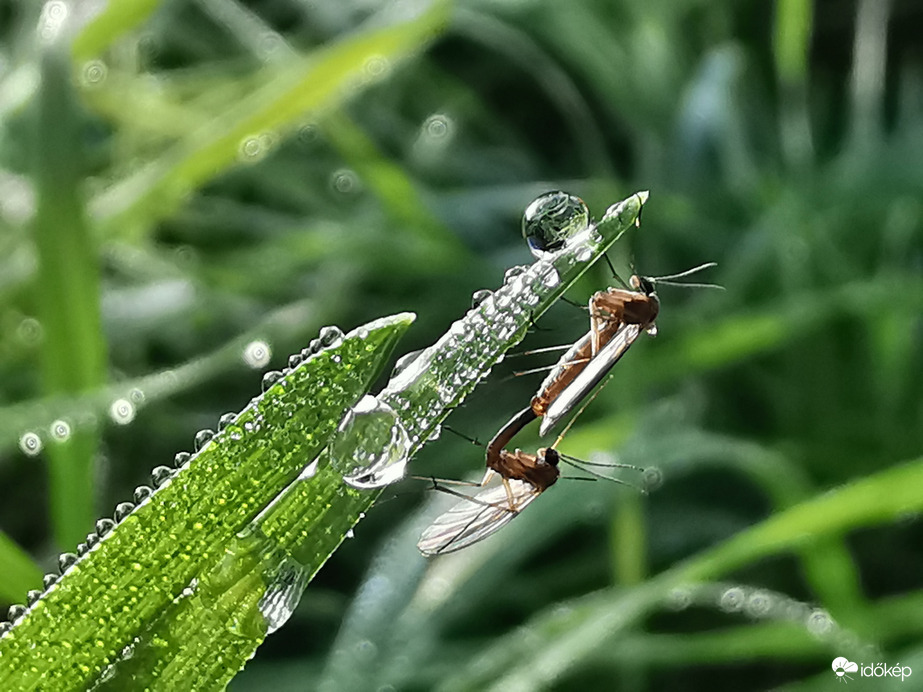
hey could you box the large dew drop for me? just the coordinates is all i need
[259,557,311,635]
[330,395,411,489]
[521,191,590,257]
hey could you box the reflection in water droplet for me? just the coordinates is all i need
[243,340,272,368]
[49,419,71,442]
[19,432,42,456]
[574,245,593,262]
[522,191,589,257]
[259,557,310,634]
[110,398,136,425]
[330,396,411,489]
[174,451,191,468]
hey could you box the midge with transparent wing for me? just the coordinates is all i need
[418,191,720,556]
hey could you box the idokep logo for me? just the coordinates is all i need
[832,657,912,683]
[832,658,858,683]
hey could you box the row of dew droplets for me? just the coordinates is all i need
[375,191,597,451]
[667,582,878,659]
[0,324,347,642]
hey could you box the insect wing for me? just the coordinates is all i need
[534,331,593,404]
[418,480,541,556]
[539,323,643,436]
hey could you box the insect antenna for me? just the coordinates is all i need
[646,262,724,290]
[505,343,576,358]
[443,425,483,448]
[557,452,648,492]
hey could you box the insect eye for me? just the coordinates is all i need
[521,191,589,256]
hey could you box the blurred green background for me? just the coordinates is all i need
[1,0,922,689]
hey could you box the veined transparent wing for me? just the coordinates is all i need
[539,322,643,436]
[418,479,542,556]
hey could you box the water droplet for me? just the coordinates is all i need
[426,425,442,442]
[26,590,42,605]
[238,132,276,162]
[319,325,344,348]
[719,587,745,612]
[58,552,78,573]
[288,353,303,369]
[194,429,215,451]
[297,123,319,147]
[470,289,492,308]
[0,622,11,637]
[114,502,135,521]
[330,169,360,195]
[95,518,115,537]
[330,396,411,489]
[133,485,153,503]
[261,371,283,392]
[76,542,89,556]
[522,191,589,257]
[745,590,775,618]
[390,349,424,380]
[16,317,43,345]
[174,451,191,468]
[363,54,391,80]
[345,528,355,539]
[86,531,99,549]
[574,245,593,262]
[49,419,71,442]
[38,1,68,42]
[642,467,664,492]
[151,466,174,487]
[42,573,58,589]
[540,266,561,288]
[109,398,136,425]
[422,113,454,141]
[7,605,26,622]
[806,608,834,637]
[504,265,527,282]
[259,557,310,634]
[243,340,272,368]
[217,413,237,431]
[81,59,107,86]
[19,432,42,456]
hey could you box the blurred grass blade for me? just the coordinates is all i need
[33,44,107,548]
[0,532,42,603]
[0,298,319,458]
[71,0,163,61]
[446,454,923,690]
[0,314,413,690]
[92,1,451,239]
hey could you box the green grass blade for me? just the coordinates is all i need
[0,532,42,604]
[91,2,451,239]
[0,313,413,690]
[445,455,923,690]
[71,0,163,61]
[33,45,108,548]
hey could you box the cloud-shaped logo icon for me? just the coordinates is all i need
[832,657,858,682]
